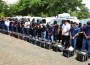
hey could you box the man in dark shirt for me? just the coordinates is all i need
[48,24,54,42]
[14,19,19,33]
[70,22,79,51]
[20,19,25,34]
[81,21,90,57]
[41,20,46,40]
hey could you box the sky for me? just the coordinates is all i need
[3,0,18,4]
[82,0,90,10]
[3,0,90,10]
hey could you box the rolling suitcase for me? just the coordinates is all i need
[77,51,88,62]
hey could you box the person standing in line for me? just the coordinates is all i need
[48,24,54,42]
[40,20,46,40]
[5,19,10,33]
[61,20,71,49]
[10,19,14,32]
[31,19,37,37]
[24,19,30,35]
[70,22,80,51]
[81,21,90,58]
[20,19,25,34]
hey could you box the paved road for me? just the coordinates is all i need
[0,33,89,65]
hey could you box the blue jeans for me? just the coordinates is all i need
[33,29,37,37]
[11,26,14,32]
[21,27,24,34]
[1,24,5,30]
[6,26,9,32]
[81,39,90,56]
[70,38,77,51]
[41,31,46,40]
[48,34,54,42]
[15,27,18,33]
[26,28,30,35]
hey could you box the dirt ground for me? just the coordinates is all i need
[0,33,89,65]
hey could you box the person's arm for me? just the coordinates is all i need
[70,32,73,39]
[49,27,54,35]
[20,22,21,27]
[83,32,89,39]
[63,29,70,35]
[73,33,79,39]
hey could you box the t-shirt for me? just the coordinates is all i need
[70,27,79,37]
[21,21,25,27]
[5,20,10,26]
[62,23,71,36]
[41,25,46,32]
[10,21,14,26]
[48,26,54,35]
[24,21,30,28]
[83,26,90,37]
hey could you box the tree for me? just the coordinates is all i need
[1,0,90,19]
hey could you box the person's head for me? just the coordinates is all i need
[87,21,90,27]
[63,20,68,25]
[73,22,77,28]
[53,20,57,25]
[78,23,82,27]
[71,22,74,27]
[21,18,24,22]
[67,20,70,23]
[32,19,35,23]
[27,18,30,22]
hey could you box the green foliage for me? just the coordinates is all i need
[0,0,90,19]
[0,12,5,18]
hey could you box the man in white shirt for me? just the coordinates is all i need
[62,20,71,49]
[5,19,10,32]
[24,19,30,35]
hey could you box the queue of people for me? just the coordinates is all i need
[0,18,90,57]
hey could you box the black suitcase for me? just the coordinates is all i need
[77,51,88,62]
[27,35,33,43]
[31,37,36,44]
[57,45,65,52]
[45,41,52,49]
[36,39,41,46]
[13,32,19,38]
[52,44,58,52]
[40,40,46,48]
[23,35,28,41]
[63,49,74,57]
[52,43,64,52]
[20,34,27,41]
